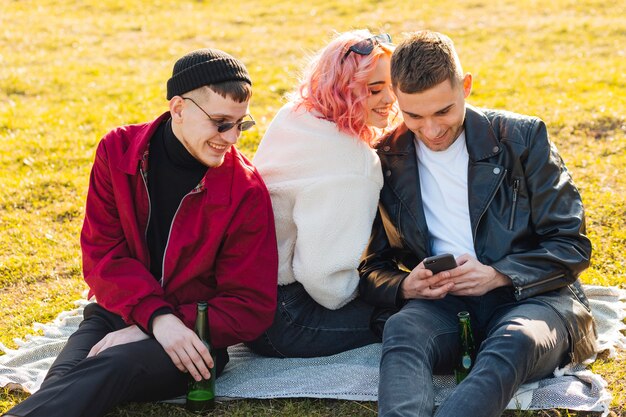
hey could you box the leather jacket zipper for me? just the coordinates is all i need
[473,169,506,243]
[568,285,592,312]
[508,179,520,230]
[514,273,564,298]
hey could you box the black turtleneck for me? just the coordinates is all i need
[146,119,208,281]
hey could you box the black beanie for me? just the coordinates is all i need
[166,49,252,100]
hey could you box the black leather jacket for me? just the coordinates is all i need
[359,105,597,363]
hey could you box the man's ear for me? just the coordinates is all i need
[169,96,185,124]
[462,73,472,99]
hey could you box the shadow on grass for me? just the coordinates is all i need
[100,398,608,417]
[1,388,612,416]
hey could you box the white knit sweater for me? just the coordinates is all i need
[253,102,383,310]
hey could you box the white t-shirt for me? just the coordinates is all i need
[415,131,477,258]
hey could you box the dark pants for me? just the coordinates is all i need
[5,303,228,417]
[378,287,570,417]
[246,282,379,357]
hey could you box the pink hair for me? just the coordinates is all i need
[293,30,398,145]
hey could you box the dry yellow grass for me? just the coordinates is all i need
[1,0,624,415]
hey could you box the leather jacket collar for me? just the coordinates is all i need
[376,104,501,160]
[375,105,507,254]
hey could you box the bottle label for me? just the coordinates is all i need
[461,355,472,370]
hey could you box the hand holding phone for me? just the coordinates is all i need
[423,254,457,274]
[400,253,457,300]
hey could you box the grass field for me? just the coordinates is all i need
[1,0,625,415]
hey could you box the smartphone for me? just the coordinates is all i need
[423,253,457,274]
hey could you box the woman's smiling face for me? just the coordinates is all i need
[365,55,395,129]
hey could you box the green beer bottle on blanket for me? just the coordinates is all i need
[454,311,475,384]
[186,301,216,413]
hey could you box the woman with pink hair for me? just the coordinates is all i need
[249,30,398,357]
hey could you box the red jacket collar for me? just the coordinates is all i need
[118,111,171,175]
[116,111,235,206]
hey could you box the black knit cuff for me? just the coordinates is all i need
[147,307,174,335]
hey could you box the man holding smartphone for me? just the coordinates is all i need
[359,31,596,417]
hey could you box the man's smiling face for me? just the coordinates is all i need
[171,88,250,167]
[396,74,471,152]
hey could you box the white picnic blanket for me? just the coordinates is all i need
[1,285,624,416]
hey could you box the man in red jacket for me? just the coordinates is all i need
[5,49,278,417]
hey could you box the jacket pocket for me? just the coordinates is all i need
[508,178,520,230]
[514,273,564,299]
[279,282,308,309]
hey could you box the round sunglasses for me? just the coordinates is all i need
[182,96,256,133]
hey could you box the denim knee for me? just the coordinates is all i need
[479,316,568,384]
[381,308,452,367]
[491,318,563,360]
[382,310,423,345]
[383,304,457,343]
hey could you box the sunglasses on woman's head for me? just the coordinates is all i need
[343,33,392,61]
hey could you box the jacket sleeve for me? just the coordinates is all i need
[81,139,173,331]
[175,185,278,348]
[358,209,410,309]
[291,175,381,309]
[491,119,592,299]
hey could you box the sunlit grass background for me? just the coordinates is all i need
[1,0,625,415]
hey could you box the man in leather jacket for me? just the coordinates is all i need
[358,31,596,417]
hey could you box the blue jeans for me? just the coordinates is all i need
[378,287,570,417]
[246,282,379,357]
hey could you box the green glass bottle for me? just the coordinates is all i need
[186,301,216,413]
[454,311,475,384]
